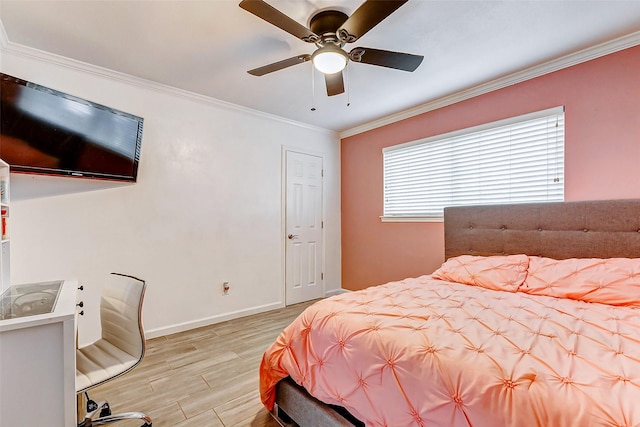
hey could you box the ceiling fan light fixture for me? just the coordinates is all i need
[312,45,348,74]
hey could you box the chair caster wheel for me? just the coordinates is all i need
[99,402,111,418]
[87,399,99,413]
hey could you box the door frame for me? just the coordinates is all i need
[281,146,326,306]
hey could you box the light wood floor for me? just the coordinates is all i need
[87,300,317,427]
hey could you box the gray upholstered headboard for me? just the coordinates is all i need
[444,199,640,260]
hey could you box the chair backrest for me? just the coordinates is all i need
[100,273,146,359]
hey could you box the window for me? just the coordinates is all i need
[383,106,564,221]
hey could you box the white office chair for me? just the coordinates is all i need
[76,273,152,427]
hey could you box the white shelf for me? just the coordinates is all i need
[0,158,10,291]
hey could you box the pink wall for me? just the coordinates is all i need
[341,45,640,291]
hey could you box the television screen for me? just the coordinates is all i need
[0,73,143,182]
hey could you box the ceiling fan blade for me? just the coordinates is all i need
[239,0,319,43]
[349,47,423,72]
[248,55,311,76]
[325,72,345,96]
[337,0,408,43]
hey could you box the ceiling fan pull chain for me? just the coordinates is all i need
[346,65,351,107]
[310,64,317,111]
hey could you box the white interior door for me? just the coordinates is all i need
[285,151,323,305]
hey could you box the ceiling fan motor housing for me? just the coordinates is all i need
[309,10,349,43]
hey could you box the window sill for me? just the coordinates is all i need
[380,216,443,223]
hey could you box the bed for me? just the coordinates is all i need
[261,199,640,426]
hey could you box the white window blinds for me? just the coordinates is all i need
[383,106,564,221]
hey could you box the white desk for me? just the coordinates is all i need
[0,279,78,426]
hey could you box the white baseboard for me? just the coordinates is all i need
[145,301,284,339]
[146,291,351,339]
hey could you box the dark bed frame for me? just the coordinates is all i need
[271,199,640,426]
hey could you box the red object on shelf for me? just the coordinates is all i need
[1,208,7,239]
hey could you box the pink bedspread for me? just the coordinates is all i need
[260,276,640,426]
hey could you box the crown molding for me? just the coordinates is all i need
[0,20,336,137]
[339,30,640,139]
[1,18,638,141]
[0,20,9,49]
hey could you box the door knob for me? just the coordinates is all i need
[288,234,299,240]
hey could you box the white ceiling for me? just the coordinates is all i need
[1,1,640,133]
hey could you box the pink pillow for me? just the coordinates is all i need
[432,254,529,292]
[522,257,640,306]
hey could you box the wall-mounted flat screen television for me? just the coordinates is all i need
[0,73,143,182]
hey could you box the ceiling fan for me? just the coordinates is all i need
[239,0,424,96]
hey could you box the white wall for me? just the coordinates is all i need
[1,45,341,344]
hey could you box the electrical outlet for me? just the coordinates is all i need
[223,281,230,295]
